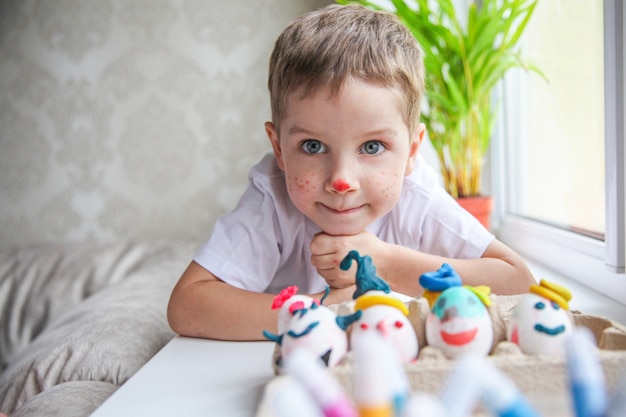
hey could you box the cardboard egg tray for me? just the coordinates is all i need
[256,295,626,417]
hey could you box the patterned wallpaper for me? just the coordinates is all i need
[0,0,333,247]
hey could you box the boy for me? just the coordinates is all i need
[167,4,535,341]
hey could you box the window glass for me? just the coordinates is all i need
[508,0,605,239]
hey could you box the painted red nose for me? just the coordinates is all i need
[332,179,350,192]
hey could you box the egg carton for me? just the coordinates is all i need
[257,295,626,417]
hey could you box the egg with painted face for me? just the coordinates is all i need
[426,286,493,359]
[279,298,351,367]
[350,291,418,364]
[507,292,573,355]
[263,288,362,368]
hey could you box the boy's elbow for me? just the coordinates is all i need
[485,239,536,294]
[509,258,536,294]
[519,266,537,291]
[166,296,184,335]
[166,290,196,337]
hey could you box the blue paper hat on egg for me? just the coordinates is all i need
[419,263,492,308]
[419,263,462,307]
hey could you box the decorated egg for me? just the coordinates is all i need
[340,250,419,363]
[507,279,573,355]
[350,291,418,363]
[426,286,493,359]
[421,264,493,359]
[263,286,361,367]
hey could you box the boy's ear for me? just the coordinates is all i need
[404,122,425,176]
[265,121,285,171]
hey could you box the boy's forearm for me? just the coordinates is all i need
[167,264,356,341]
[376,240,536,296]
[167,267,280,341]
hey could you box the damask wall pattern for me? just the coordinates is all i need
[0,0,332,247]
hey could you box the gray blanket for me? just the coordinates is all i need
[0,240,196,416]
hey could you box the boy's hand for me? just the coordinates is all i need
[310,231,385,289]
[313,285,356,305]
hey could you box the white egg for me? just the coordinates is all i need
[350,303,418,364]
[507,292,573,355]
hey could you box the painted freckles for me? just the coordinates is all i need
[291,177,313,193]
[367,172,401,199]
[288,169,320,194]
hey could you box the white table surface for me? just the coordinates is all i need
[90,337,276,417]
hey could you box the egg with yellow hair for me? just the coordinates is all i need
[350,291,418,363]
[507,279,574,355]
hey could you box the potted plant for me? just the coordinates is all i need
[337,0,542,228]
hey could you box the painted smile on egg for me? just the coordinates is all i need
[440,327,478,346]
[534,323,566,336]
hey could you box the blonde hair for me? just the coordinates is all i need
[268,4,425,135]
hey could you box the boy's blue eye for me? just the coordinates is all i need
[301,140,325,154]
[360,140,383,155]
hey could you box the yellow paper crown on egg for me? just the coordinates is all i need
[465,285,492,307]
[529,279,572,310]
[354,292,409,316]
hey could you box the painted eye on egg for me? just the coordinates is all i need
[534,301,546,310]
[360,323,369,330]
[394,320,403,329]
[436,297,447,310]
[551,301,560,310]
[467,296,476,305]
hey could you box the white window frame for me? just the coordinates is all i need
[492,0,626,304]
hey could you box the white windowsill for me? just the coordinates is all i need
[495,215,626,325]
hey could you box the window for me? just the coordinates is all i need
[493,0,626,302]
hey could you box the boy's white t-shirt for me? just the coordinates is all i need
[194,152,494,295]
